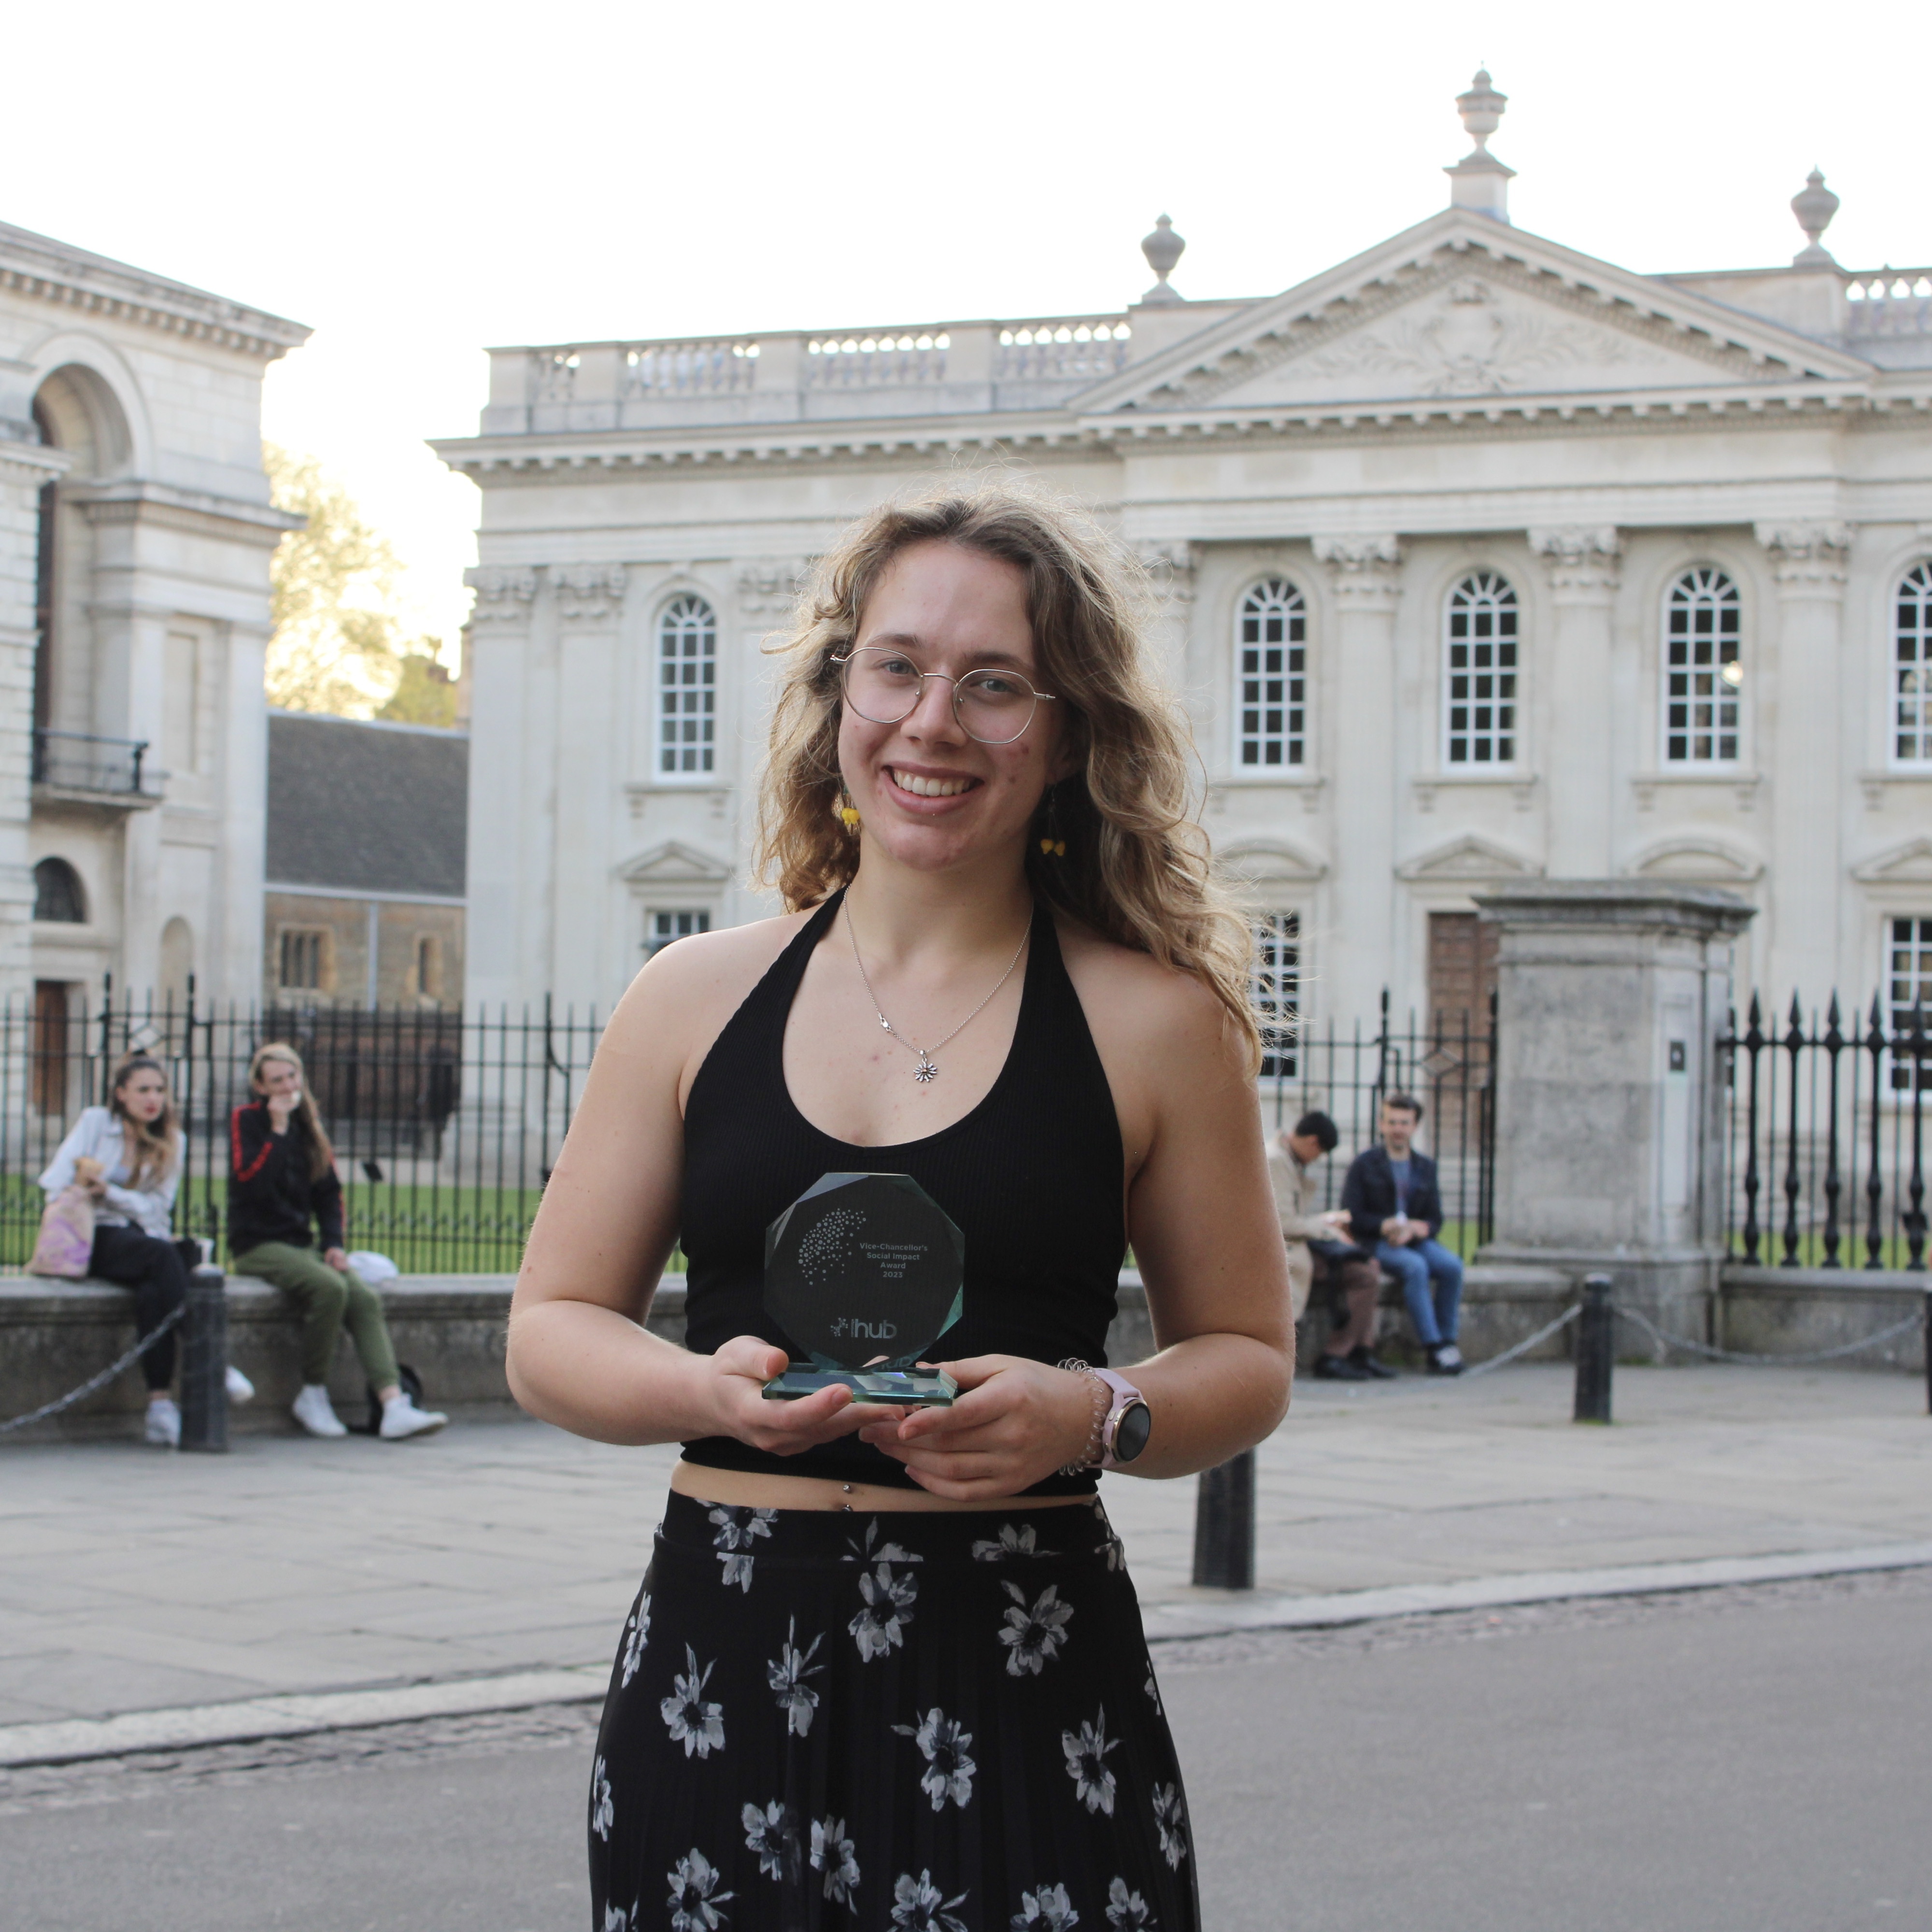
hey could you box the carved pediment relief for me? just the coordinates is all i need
[1627,836,1763,883]
[617,839,733,886]
[1852,836,1932,884]
[1216,838,1326,885]
[1397,833,1541,882]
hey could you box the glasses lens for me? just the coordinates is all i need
[841,648,922,723]
[955,669,1038,744]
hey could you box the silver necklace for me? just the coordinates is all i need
[845,901,1030,1084]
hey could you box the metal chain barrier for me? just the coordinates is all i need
[1614,1301,1925,1368]
[1460,1301,1582,1378]
[0,1303,186,1436]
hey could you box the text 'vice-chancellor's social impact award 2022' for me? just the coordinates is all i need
[760,1172,964,1408]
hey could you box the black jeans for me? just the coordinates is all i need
[88,1225,193,1392]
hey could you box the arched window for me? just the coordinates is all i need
[1236,578,1307,768]
[32,858,85,924]
[1444,572,1518,765]
[1664,567,1742,764]
[656,594,717,776]
[1893,562,1932,765]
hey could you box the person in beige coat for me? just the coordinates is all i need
[1266,1111,1395,1381]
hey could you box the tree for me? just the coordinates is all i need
[264,444,454,719]
[379,645,460,727]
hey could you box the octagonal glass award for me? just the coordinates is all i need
[760,1171,964,1407]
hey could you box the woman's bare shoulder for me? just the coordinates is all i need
[600,908,816,1065]
[1054,915,1243,1094]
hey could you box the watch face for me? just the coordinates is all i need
[1112,1399,1152,1463]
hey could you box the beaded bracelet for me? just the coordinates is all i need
[1056,1357,1110,1475]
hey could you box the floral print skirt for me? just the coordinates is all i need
[590,1491,1199,1932]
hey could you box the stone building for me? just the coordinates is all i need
[0,219,306,1059]
[435,74,1932,1031]
[264,711,466,1010]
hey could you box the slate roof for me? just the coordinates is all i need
[266,712,467,899]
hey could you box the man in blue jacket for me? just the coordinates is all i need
[1340,1093,1464,1374]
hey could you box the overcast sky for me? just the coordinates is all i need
[6,1,1927,651]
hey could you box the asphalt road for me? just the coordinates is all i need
[3,1569,1926,1932]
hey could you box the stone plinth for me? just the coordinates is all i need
[1476,881,1757,1335]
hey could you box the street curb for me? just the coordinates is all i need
[1136,1540,1932,1641]
[5,1541,1930,1769]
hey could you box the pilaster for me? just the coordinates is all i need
[1313,537,1401,1016]
[1756,521,1849,1004]
[1529,526,1621,877]
[1132,540,1198,692]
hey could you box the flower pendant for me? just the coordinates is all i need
[914,1058,939,1084]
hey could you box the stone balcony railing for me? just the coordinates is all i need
[1843,270,1932,339]
[483,313,1139,434]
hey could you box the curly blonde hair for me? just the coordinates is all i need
[753,483,1262,1071]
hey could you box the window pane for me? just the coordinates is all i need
[1235,579,1307,771]
[658,595,717,777]
[1662,568,1741,764]
[1894,564,1932,763]
[1443,573,1519,767]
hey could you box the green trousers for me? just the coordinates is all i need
[232,1242,400,1391]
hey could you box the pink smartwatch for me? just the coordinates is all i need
[1060,1362,1152,1470]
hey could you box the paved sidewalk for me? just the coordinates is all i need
[1,1364,1927,1736]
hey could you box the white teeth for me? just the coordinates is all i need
[891,769,972,798]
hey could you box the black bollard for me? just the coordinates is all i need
[1191,1449,1255,1590]
[179,1265,230,1453]
[1924,1291,1931,1420]
[1573,1272,1615,1425]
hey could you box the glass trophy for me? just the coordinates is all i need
[760,1171,964,1407]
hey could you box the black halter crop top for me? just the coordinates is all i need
[677,891,1127,1494]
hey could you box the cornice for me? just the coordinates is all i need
[435,379,1932,485]
[63,479,302,548]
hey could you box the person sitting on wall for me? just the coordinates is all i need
[227,1041,447,1441]
[40,1052,254,1447]
[1341,1092,1465,1375]
[1267,1110,1395,1381]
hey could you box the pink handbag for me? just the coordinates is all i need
[28,1184,97,1278]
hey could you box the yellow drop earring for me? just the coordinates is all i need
[836,787,861,834]
[1037,784,1067,859]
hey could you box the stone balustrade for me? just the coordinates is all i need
[1844,270,1932,339]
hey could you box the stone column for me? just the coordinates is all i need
[1476,881,1756,1333]
[460,566,538,1010]
[0,444,66,1006]
[1314,536,1402,1016]
[548,565,627,1010]
[1528,526,1621,877]
[1756,522,1849,1005]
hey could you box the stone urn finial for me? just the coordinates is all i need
[1456,68,1508,151]
[1790,167,1840,267]
[1139,214,1186,307]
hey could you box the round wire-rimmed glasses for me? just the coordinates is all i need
[832,646,1058,746]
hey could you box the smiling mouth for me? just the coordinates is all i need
[887,767,978,799]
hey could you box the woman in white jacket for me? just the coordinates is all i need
[39,1052,248,1446]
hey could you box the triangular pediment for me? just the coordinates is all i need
[1216,838,1327,885]
[1852,836,1932,885]
[1076,210,1870,417]
[617,839,733,885]
[1397,832,1542,882]
[1628,836,1763,883]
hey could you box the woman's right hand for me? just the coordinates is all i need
[699,1336,896,1457]
[266,1089,299,1131]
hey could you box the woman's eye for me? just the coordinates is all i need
[966,673,1022,699]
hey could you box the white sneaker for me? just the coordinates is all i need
[379,1393,448,1440]
[144,1398,181,1448]
[291,1383,348,1438]
[225,1365,255,1405]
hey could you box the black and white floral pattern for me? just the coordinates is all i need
[1106,1877,1156,1928]
[1151,1783,1189,1870]
[971,1521,1045,1562]
[893,1706,978,1811]
[590,1754,614,1841]
[709,1505,776,1592]
[891,1869,970,1931]
[810,1814,862,1905]
[620,1593,651,1688]
[741,1799,803,1882]
[1062,1705,1119,1816]
[1012,1881,1081,1930]
[667,1848,734,1932]
[661,1645,726,1758]
[602,1902,637,1932]
[999,1580,1074,1676]
[766,1617,825,1737]
[850,1560,919,1661]
[1142,1666,1162,1714]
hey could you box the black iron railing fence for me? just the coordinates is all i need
[1719,994,1930,1270]
[1,986,604,1274]
[1261,991,1498,1261]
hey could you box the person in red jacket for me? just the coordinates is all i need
[228,1041,446,1440]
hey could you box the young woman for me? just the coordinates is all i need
[39,1052,251,1446]
[510,488,1293,1932]
[227,1042,446,1441]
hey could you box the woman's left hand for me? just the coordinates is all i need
[856,1356,1099,1501]
[323,1247,350,1271]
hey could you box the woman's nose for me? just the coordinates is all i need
[902,674,964,742]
